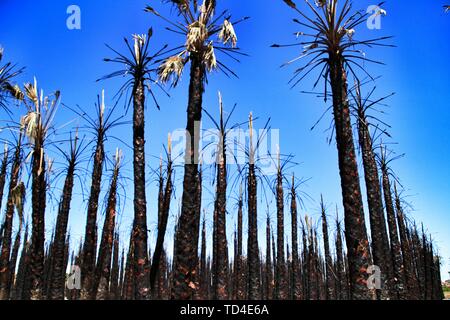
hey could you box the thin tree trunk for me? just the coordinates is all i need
[93,157,120,300]
[81,123,105,299]
[265,216,273,300]
[48,150,77,300]
[247,162,260,300]
[275,165,287,300]
[290,178,301,300]
[0,146,9,213]
[0,139,21,300]
[381,166,405,299]
[321,197,334,300]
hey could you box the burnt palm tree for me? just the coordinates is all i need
[19,79,60,300]
[276,0,392,299]
[379,146,406,299]
[150,136,174,292]
[102,30,168,300]
[146,0,247,299]
[351,83,394,299]
[0,48,23,113]
[0,145,9,213]
[48,133,83,300]
[0,134,23,300]
[93,149,122,300]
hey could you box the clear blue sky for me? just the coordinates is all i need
[1,0,449,281]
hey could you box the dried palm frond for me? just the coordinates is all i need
[12,181,26,224]
[204,42,217,71]
[218,20,237,48]
[133,34,147,64]
[158,56,185,87]
[21,111,39,142]
[444,5,450,13]
[186,21,208,52]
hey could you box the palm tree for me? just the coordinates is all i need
[102,30,166,300]
[92,149,122,300]
[290,175,301,299]
[276,0,391,299]
[321,196,334,300]
[0,134,23,300]
[19,79,60,300]
[150,136,174,292]
[351,83,394,299]
[0,48,23,113]
[48,134,82,300]
[146,0,247,299]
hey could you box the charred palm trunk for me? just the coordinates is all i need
[48,149,77,300]
[335,219,348,300]
[150,155,173,292]
[132,78,150,300]
[275,167,287,300]
[93,158,120,300]
[0,138,21,300]
[329,55,372,300]
[28,135,47,300]
[290,179,301,300]
[236,184,245,300]
[0,146,9,212]
[321,197,334,300]
[247,162,260,300]
[172,54,204,300]
[8,228,21,298]
[199,218,207,300]
[81,127,105,299]
[356,95,393,299]
[265,216,273,300]
[381,167,405,299]
[13,225,28,300]
[212,109,229,300]
[394,186,419,300]
[109,233,120,300]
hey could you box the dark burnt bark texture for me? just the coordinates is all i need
[381,167,406,299]
[28,137,47,300]
[290,180,301,300]
[93,161,119,300]
[329,55,372,300]
[247,163,261,300]
[48,152,76,300]
[132,78,150,300]
[274,168,287,300]
[172,54,204,300]
[81,124,105,299]
[321,198,334,300]
[265,217,273,300]
[356,100,393,299]
[0,140,21,300]
[0,147,9,212]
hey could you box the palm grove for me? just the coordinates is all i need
[0,0,446,300]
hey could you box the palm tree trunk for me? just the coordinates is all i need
[321,197,334,300]
[132,78,150,300]
[265,216,273,300]
[93,159,119,300]
[329,56,372,300]
[212,128,229,299]
[0,147,9,212]
[81,132,105,299]
[109,233,120,300]
[356,98,393,299]
[0,140,21,300]
[247,163,260,300]
[382,168,406,299]
[28,139,47,300]
[275,169,287,300]
[290,180,301,300]
[394,186,419,299]
[236,185,245,300]
[172,54,204,300]
[150,158,173,292]
[48,156,76,300]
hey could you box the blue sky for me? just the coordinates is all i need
[1,0,449,281]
